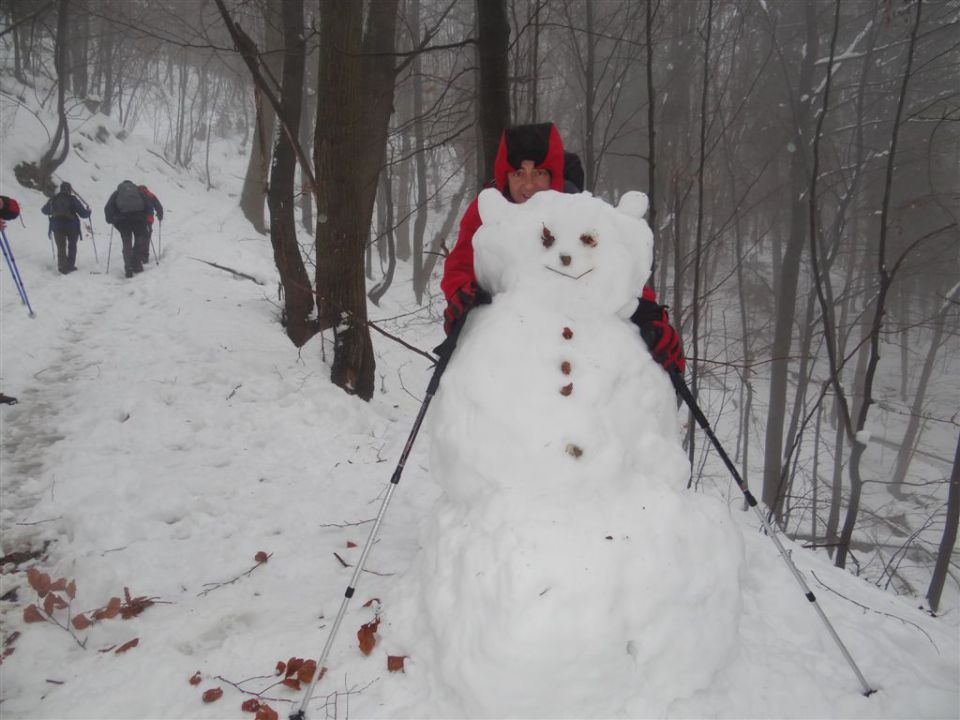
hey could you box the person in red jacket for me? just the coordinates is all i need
[137,185,163,265]
[438,122,685,374]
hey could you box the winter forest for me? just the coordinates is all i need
[1,0,958,718]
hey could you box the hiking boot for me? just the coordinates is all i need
[125,268,134,278]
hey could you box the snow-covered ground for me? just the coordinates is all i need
[1,80,957,719]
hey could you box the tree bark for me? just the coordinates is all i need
[15,0,69,193]
[315,0,399,400]
[761,0,818,521]
[927,433,959,613]
[239,3,282,234]
[475,0,510,187]
[835,0,924,570]
[266,0,317,347]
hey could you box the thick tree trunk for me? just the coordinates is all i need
[267,0,317,347]
[315,0,399,400]
[475,0,510,187]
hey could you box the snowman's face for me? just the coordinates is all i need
[473,189,654,316]
[538,223,599,281]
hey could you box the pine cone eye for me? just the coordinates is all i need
[580,233,597,247]
[541,226,555,248]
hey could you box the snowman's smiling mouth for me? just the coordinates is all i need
[545,266,594,280]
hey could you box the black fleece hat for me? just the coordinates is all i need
[503,123,554,170]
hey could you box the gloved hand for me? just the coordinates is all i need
[630,298,686,374]
[435,283,492,363]
[442,282,492,336]
[157,211,164,222]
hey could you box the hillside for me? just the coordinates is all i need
[1,76,958,720]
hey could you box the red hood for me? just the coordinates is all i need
[493,123,565,196]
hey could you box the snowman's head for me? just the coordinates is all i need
[473,189,653,316]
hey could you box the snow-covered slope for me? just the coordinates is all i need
[1,78,956,720]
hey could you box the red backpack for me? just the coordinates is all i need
[0,195,20,221]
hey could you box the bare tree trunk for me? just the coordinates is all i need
[14,0,70,194]
[408,0,430,299]
[928,432,959,613]
[266,0,317,347]
[644,0,657,239]
[369,147,397,306]
[836,0,925,570]
[315,0,399,400]
[475,0,510,187]
[299,34,316,232]
[69,2,89,97]
[889,293,953,498]
[239,4,282,233]
[762,0,818,521]
[686,0,713,481]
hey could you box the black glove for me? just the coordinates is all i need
[435,283,492,362]
[631,298,686,374]
[441,282,492,336]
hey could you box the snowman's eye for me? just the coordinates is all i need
[541,226,555,248]
[580,233,597,247]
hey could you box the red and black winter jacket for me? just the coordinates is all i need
[139,186,164,225]
[440,123,567,330]
[439,123,659,333]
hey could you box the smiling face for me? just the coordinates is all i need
[540,225,599,280]
[507,160,552,203]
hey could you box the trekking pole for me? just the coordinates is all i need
[88,222,100,264]
[158,220,162,260]
[670,371,874,697]
[150,232,160,265]
[0,229,36,317]
[74,193,99,265]
[290,316,468,720]
[106,226,114,273]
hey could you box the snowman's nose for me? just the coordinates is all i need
[560,254,571,266]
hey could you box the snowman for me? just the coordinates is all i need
[386,189,744,718]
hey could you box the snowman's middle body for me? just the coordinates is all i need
[391,190,744,718]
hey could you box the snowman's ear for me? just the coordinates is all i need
[478,187,511,224]
[616,191,649,220]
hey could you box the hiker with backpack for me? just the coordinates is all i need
[41,182,92,274]
[138,185,163,265]
[437,122,685,374]
[104,180,162,278]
